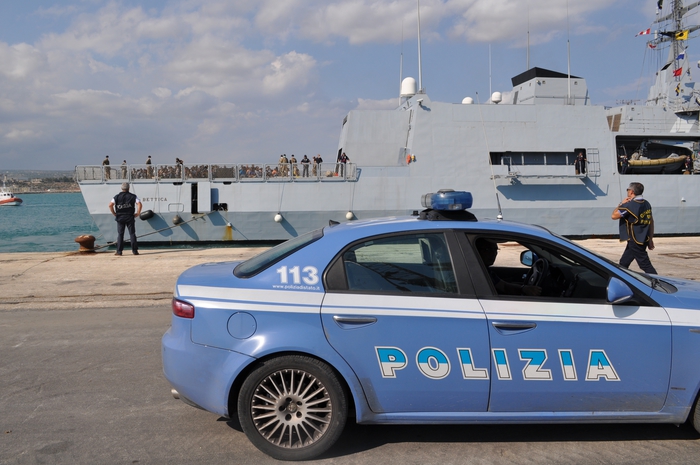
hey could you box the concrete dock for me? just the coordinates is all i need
[2,237,700,311]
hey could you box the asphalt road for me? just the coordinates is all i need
[2,305,700,465]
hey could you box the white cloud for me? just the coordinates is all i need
[87,56,122,74]
[446,0,612,44]
[152,87,172,98]
[4,128,40,141]
[0,42,46,79]
[262,51,317,95]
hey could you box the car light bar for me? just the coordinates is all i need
[421,190,473,211]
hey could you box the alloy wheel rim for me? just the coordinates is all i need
[250,368,333,449]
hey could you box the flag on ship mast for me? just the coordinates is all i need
[674,67,683,77]
[677,51,686,60]
[636,28,651,37]
[676,30,689,40]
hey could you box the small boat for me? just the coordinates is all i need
[627,156,686,174]
[0,176,23,206]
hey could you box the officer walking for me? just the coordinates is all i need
[611,182,657,274]
[108,182,142,256]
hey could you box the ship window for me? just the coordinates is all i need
[523,153,544,165]
[545,153,569,165]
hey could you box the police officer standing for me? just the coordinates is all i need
[611,182,657,274]
[109,182,142,256]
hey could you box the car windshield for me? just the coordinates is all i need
[234,228,324,278]
[552,233,655,288]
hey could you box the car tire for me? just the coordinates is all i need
[237,355,347,461]
[692,394,700,434]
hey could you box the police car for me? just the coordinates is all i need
[162,190,700,461]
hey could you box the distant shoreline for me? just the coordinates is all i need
[18,190,81,194]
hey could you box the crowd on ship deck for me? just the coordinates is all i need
[100,151,352,181]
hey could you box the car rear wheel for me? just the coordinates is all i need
[237,355,347,461]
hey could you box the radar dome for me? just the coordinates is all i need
[401,77,417,97]
[462,97,474,104]
[491,92,502,104]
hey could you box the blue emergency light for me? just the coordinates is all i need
[421,190,473,211]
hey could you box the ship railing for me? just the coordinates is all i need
[490,164,584,179]
[129,164,156,182]
[211,164,238,182]
[75,166,105,183]
[293,161,316,182]
[74,165,131,183]
[183,164,209,180]
[265,163,294,181]
[238,164,265,181]
[156,164,184,181]
[111,165,130,182]
[75,162,359,183]
[318,162,357,181]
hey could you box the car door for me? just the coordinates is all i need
[464,232,672,413]
[321,230,491,413]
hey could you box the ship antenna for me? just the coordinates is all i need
[476,92,504,221]
[489,44,492,97]
[566,0,572,104]
[417,0,423,92]
[527,3,530,70]
[399,19,404,103]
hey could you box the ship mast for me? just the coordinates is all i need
[417,0,423,93]
[646,0,700,111]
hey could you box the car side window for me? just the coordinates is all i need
[340,232,458,294]
[472,235,609,300]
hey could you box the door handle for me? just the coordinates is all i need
[332,315,377,330]
[333,315,377,325]
[491,321,536,335]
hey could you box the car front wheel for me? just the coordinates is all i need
[237,355,347,461]
[692,394,700,435]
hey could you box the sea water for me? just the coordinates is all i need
[0,193,100,253]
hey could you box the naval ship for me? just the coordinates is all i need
[76,0,700,244]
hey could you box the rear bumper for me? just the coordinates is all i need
[162,318,255,417]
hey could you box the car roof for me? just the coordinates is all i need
[320,213,556,242]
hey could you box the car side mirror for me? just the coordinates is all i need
[607,277,635,304]
[520,250,534,267]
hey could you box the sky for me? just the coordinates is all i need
[0,0,690,170]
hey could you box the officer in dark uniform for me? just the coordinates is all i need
[611,182,657,274]
[619,153,629,174]
[574,151,586,175]
[109,182,142,255]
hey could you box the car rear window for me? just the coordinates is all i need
[234,228,324,278]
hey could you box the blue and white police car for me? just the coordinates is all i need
[162,190,700,461]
